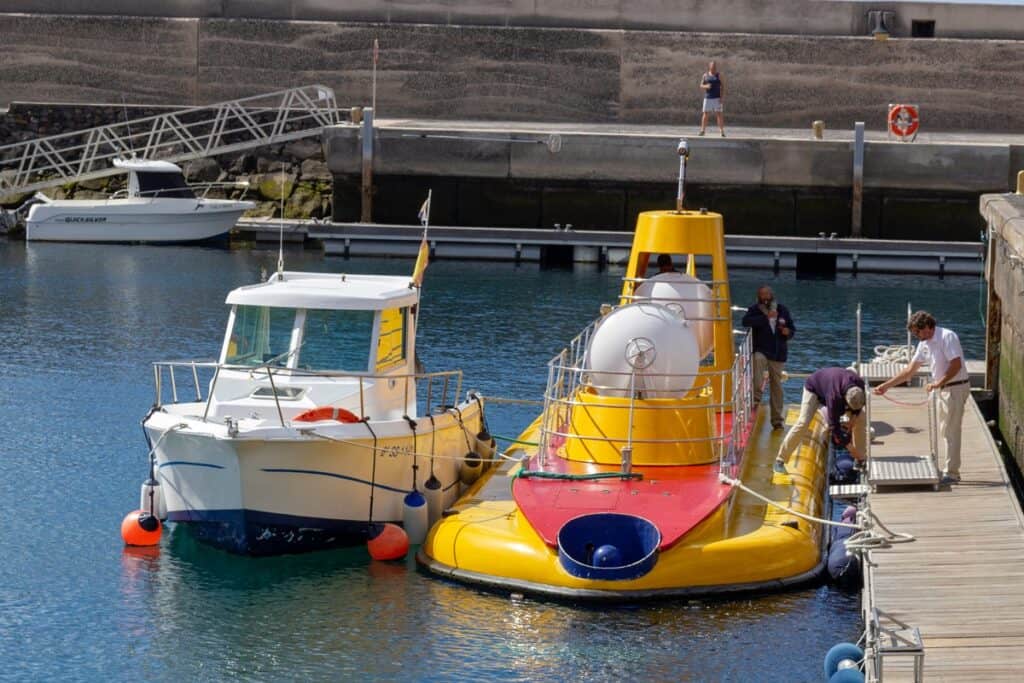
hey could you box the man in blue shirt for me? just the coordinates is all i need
[699,61,725,137]
[742,285,795,429]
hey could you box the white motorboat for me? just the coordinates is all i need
[140,268,489,555]
[25,158,255,243]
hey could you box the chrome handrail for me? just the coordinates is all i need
[153,360,464,425]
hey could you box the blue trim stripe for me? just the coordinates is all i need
[260,467,458,495]
[159,461,225,470]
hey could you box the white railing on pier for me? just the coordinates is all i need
[0,85,341,197]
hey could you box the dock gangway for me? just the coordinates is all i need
[0,85,342,197]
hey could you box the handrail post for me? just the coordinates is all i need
[266,367,286,427]
[192,361,202,401]
[154,364,162,407]
[202,365,221,422]
[169,366,178,404]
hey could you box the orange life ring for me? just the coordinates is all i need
[888,104,919,138]
[293,406,361,423]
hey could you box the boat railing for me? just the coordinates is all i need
[152,360,464,427]
[618,276,732,323]
[537,321,752,468]
[109,181,251,202]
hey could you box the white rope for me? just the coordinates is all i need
[871,344,913,363]
[719,473,916,550]
[720,474,861,529]
[475,395,545,406]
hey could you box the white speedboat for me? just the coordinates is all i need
[25,158,255,243]
[141,269,489,555]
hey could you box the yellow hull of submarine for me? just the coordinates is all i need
[418,407,832,599]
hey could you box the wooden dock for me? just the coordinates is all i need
[862,386,1024,681]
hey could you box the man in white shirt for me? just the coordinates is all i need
[874,311,970,484]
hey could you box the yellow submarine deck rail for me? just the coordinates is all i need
[151,360,464,427]
[537,319,754,470]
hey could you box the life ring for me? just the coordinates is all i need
[888,104,919,138]
[293,406,361,423]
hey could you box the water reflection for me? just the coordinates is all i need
[2,240,984,681]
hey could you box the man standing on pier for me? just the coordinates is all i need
[743,285,794,429]
[698,60,725,137]
[874,311,969,485]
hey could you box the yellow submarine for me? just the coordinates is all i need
[418,142,833,600]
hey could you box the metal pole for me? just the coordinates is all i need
[360,107,374,223]
[676,139,689,212]
[856,302,862,369]
[852,122,865,238]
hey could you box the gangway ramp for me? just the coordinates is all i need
[0,85,341,197]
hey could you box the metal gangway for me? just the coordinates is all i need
[0,85,341,197]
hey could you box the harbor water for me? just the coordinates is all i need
[0,241,985,682]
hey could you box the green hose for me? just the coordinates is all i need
[515,470,643,481]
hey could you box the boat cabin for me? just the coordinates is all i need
[206,271,422,423]
[113,158,196,200]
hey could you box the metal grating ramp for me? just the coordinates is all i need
[829,483,869,500]
[869,455,940,490]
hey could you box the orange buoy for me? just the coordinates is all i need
[121,510,162,546]
[367,522,409,561]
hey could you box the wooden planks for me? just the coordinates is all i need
[863,386,1024,681]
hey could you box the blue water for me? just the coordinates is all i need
[0,241,985,682]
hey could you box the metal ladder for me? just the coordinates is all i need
[0,85,341,197]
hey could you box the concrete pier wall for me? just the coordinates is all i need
[2,14,1024,132]
[981,191,1024,474]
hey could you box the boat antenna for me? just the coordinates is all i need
[675,138,689,212]
[277,169,286,280]
[121,94,136,158]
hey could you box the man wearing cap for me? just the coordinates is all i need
[774,367,866,474]
[874,311,969,485]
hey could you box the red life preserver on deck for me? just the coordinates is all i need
[888,104,919,138]
[293,406,361,423]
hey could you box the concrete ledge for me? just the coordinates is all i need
[325,122,1015,192]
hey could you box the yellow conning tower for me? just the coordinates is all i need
[619,209,733,408]
[547,208,733,468]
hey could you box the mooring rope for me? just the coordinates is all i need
[876,391,931,407]
[719,473,916,550]
[474,395,545,406]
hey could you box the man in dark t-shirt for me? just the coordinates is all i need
[774,367,866,474]
[699,60,725,137]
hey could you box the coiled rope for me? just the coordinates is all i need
[719,473,915,550]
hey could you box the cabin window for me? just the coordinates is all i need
[298,308,375,372]
[225,305,295,367]
[136,171,196,199]
[375,307,407,372]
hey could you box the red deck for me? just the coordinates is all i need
[513,410,746,549]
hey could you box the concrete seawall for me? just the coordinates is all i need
[981,188,1024,475]
[2,13,1024,132]
[326,120,1021,239]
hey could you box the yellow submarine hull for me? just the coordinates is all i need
[418,405,832,600]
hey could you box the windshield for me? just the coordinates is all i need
[136,171,196,199]
[225,305,295,367]
[299,309,376,372]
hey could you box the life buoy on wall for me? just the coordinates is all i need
[888,104,920,140]
[293,406,361,423]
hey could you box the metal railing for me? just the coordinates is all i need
[535,306,753,471]
[0,85,341,197]
[152,360,463,428]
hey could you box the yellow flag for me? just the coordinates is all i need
[412,235,429,287]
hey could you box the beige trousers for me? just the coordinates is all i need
[937,382,970,476]
[752,351,785,426]
[777,388,865,463]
